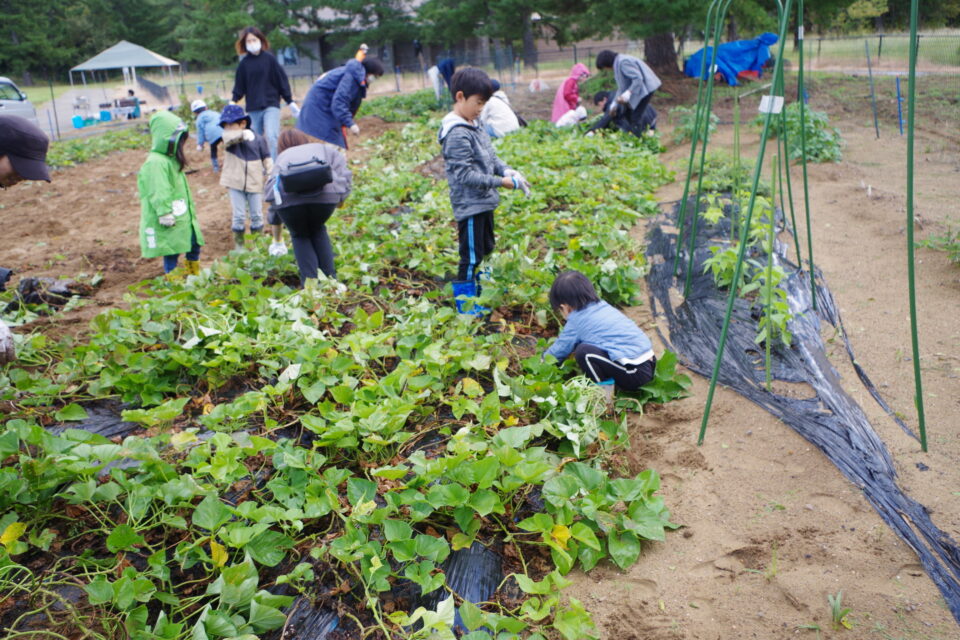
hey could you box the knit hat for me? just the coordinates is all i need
[190,99,207,113]
[219,104,250,127]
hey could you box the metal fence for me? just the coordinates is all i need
[807,33,960,75]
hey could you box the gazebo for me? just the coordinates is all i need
[69,40,180,87]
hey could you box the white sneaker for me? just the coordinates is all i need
[268,241,288,257]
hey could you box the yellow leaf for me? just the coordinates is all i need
[504,415,519,427]
[0,522,26,548]
[170,431,198,448]
[460,377,483,398]
[202,403,214,416]
[840,617,852,630]
[353,500,377,517]
[325,348,338,359]
[550,524,571,550]
[210,540,227,568]
[369,554,383,574]
[451,533,474,550]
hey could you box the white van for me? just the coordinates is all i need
[0,77,38,125]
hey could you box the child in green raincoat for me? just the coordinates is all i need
[138,111,205,275]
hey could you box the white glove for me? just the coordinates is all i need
[158,214,176,227]
[289,102,301,117]
[242,130,255,142]
[171,199,187,217]
[0,320,15,365]
[196,144,203,152]
[349,124,360,136]
[505,169,531,196]
[617,89,632,104]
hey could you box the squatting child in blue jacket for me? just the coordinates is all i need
[543,270,657,401]
[192,100,224,172]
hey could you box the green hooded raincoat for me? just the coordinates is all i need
[138,111,204,258]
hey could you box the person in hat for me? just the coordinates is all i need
[137,111,205,276]
[0,114,52,363]
[218,104,282,253]
[192,99,224,173]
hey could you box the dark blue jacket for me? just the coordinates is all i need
[296,60,367,148]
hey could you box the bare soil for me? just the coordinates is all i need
[2,80,959,639]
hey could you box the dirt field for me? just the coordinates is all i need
[1,76,958,639]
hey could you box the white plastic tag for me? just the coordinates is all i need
[759,95,785,114]
[798,26,804,40]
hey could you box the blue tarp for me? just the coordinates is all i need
[683,32,778,86]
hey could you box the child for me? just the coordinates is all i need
[192,99,224,172]
[138,111,205,275]
[438,67,530,314]
[543,271,657,401]
[551,63,590,123]
[555,105,588,128]
[218,104,280,253]
[266,129,352,287]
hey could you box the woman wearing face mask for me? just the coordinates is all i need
[231,26,300,160]
[295,57,384,150]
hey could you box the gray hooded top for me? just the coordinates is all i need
[613,54,662,111]
[438,112,511,221]
[265,142,352,210]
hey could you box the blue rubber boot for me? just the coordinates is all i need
[452,280,489,316]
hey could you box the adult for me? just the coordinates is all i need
[231,26,300,159]
[551,63,590,123]
[480,80,521,138]
[296,57,384,149]
[266,129,352,287]
[585,90,657,137]
[0,115,52,364]
[595,49,661,135]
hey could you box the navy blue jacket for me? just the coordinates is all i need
[296,60,367,148]
[232,51,293,112]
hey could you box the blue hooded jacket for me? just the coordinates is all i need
[194,109,223,146]
[296,59,367,148]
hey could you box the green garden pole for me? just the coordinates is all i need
[731,96,741,244]
[698,0,793,446]
[773,60,803,266]
[905,0,928,451]
[682,0,736,297]
[766,153,778,391]
[673,0,723,277]
[797,0,817,311]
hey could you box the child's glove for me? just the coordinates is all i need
[506,169,531,196]
[242,130,255,142]
[349,124,360,136]
[616,89,632,105]
[158,214,176,227]
[289,102,301,117]
[196,144,203,152]
[0,320,15,364]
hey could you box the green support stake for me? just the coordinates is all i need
[766,154,778,391]
[797,0,817,311]
[673,0,723,277]
[906,0,928,451]
[683,0,736,297]
[698,0,794,446]
[773,61,803,266]
[731,96,741,244]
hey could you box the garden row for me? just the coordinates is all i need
[0,111,688,639]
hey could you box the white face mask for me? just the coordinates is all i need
[246,39,262,55]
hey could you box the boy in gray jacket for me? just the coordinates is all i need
[438,67,530,314]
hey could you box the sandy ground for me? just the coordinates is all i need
[1,79,959,639]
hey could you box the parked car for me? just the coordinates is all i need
[0,77,38,125]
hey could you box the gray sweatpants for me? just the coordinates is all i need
[228,189,264,232]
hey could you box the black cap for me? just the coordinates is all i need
[0,115,51,182]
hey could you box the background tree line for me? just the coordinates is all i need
[1,0,958,81]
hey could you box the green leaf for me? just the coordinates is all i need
[248,598,288,632]
[383,519,413,542]
[106,524,145,553]
[84,575,113,605]
[607,530,642,569]
[246,530,293,567]
[553,597,599,640]
[570,522,601,551]
[459,600,485,631]
[192,494,231,531]
[54,403,88,422]
[347,477,378,506]
[467,489,502,517]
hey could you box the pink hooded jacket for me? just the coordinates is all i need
[551,63,590,123]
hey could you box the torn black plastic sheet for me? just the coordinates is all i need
[645,206,960,623]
